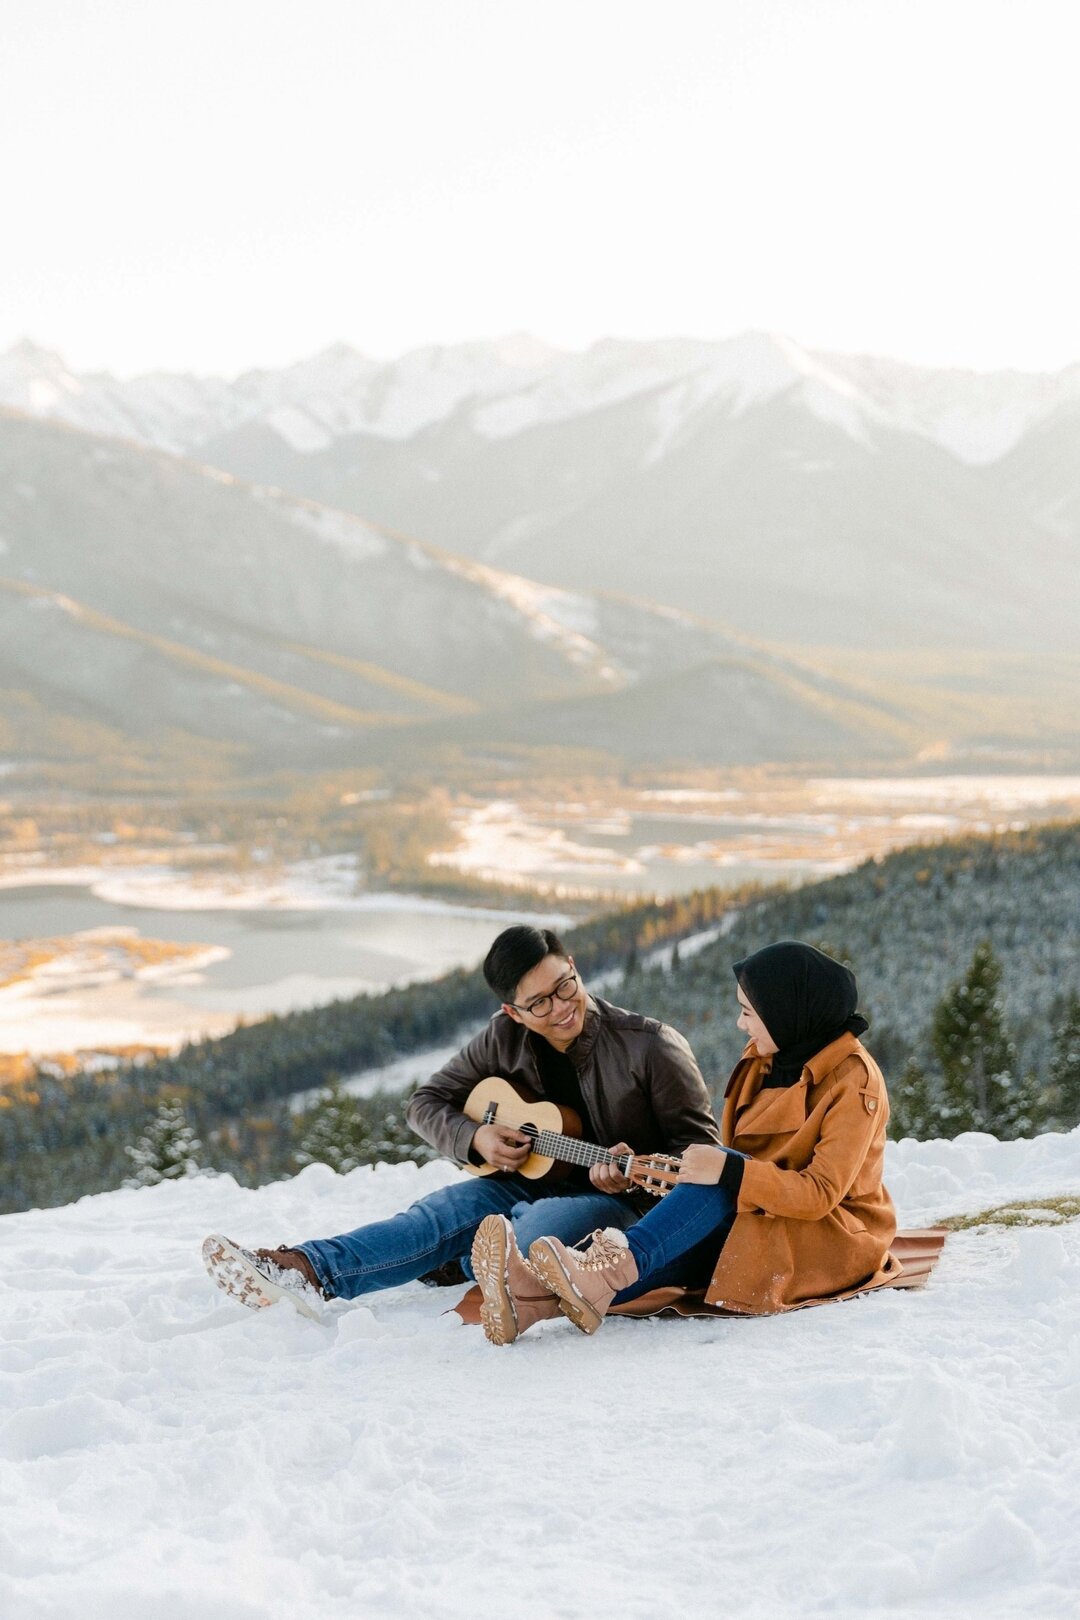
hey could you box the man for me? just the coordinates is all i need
[202,924,720,1334]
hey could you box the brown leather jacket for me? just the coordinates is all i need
[406,994,721,1179]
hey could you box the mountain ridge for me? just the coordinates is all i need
[1,407,934,778]
[6,329,1080,463]
[4,332,1077,655]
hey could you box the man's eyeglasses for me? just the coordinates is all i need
[510,973,579,1020]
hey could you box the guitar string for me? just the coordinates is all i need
[523,1127,679,1177]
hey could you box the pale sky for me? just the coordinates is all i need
[3,0,1078,378]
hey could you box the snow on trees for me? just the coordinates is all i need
[889,1057,940,1140]
[1047,993,1080,1131]
[293,1083,435,1175]
[124,1098,203,1187]
[293,1082,372,1175]
[931,941,1044,1139]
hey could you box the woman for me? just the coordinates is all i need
[472,940,898,1341]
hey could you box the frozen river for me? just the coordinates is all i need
[0,881,555,1057]
[4,772,1078,1058]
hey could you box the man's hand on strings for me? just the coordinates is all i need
[590,1141,634,1194]
[472,1124,532,1172]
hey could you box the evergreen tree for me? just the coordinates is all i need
[293,1081,372,1174]
[365,1094,436,1166]
[1047,993,1080,1130]
[124,1098,202,1187]
[293,1084,435,1173]
[888,1057,941,1141]
[996,1066,1047,1141]
[931,941,1023,1137]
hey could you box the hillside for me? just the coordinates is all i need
[1,1131,1077,1619]
[0,408,959,782]
[638,821,1080,1091]
[5,824,1077,1217]
[6,331,1078,653]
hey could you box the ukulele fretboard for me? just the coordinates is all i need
[524,1126,630,1174]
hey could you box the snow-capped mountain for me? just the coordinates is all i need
[0,408,913,776]
[4,331,1075,652]
[0,333,565,455]
[5,329,1079,464]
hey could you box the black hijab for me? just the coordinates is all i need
[733,940,869,1081]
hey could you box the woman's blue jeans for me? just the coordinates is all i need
[613,1169,744,1304]
[295,1174,641,1301]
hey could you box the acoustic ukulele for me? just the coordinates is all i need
[461,1076,681,1198]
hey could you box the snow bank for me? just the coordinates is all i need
[1,1131,1077,1619]
[0,855,566,919]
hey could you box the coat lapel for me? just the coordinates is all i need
[734,1079,810,1138]
[803,1032,861,1082]
[730,1032,864,1139]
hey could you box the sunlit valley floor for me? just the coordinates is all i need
[3,768,1080,1076]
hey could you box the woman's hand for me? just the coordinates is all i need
[677,1144,728,1185]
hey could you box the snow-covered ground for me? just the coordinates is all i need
[2,1130,1078,1619]
[428,799,650,884]
[0,854,534,915]
[0,930,236,1055]
[0,867,566,1057]
[425,780,1080,899]
[809,775,1080,812]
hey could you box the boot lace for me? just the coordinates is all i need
[573,1228,629,1271]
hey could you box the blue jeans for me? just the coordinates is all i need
[613,1177,741,1304]
[296,1175,641,1301]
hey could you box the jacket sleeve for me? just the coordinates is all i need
[646,1025,722,1153]
[738,1072,885,1220]
[405,1024,502,1164]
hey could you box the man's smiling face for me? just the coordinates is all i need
[503,953,587,1052]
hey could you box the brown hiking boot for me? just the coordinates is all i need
[471,1215,560,1345]
[418,1258,468,1288]
[527,1227,639,1335]
[202,1234,326,1321]
[255,1244,325,1295]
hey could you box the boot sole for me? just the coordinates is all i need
[527,1239,602,1334]
[202,1234,322,1322]
[471,1216,518,1346]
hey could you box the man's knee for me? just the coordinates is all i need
[408,1176,507,1221]
[508,1200,547,1247]
[515,1191,639,1249]
[511,1194,582,1246]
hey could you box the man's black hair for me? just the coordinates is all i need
[483,925,569,1004]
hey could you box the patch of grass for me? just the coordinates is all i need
[941,1194,1080,1231]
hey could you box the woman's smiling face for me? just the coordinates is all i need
[736,982,778,1056]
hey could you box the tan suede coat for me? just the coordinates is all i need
[704,1033,898,1314]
